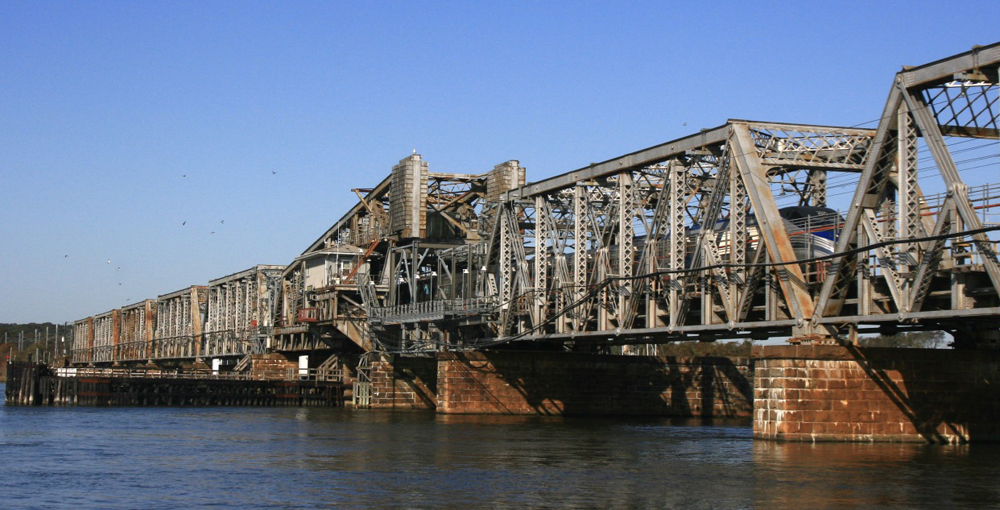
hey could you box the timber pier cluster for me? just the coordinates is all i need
[16,43,1000,442]
[5,361,346,407]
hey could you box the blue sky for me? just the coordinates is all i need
[2,1,999,323]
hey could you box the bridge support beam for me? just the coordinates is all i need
[753,345,1000,443]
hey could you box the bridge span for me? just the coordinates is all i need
[57,43,1000,442]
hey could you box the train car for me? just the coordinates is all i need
[684,205,842,263]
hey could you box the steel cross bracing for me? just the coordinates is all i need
[150,286,206,360]
[481,120,878,347]
[269,157,524,355]
[812,42,1000,346]
[203,265,284,358]
[66,43,1000,367]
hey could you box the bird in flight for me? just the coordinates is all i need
[271,170,277,175]
[220,220,224,224]
[107,259,111,264]
[182,221,186,226]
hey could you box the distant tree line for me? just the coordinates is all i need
[858,331,948,349]
[626,331,950,358]
[636,340,755,358]
[0,322,70,379]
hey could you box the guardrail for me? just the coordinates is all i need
[52,366,345,383]
[370,297,499,324]
[53,367,262,380]
[285,367,343,382]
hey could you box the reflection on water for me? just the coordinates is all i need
[752,441,1000,509]
[2,384,998,509]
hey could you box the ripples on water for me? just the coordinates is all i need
[2,383,999,509]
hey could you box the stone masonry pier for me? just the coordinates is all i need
[753,345,1000,443]
[365,351,753,418]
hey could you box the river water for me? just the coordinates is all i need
[2,384,999,509]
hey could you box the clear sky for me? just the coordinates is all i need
[2,1,999,324]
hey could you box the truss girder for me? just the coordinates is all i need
[813,88,903,327]
[732,124,815,325]
[813,43,1000,337]
[203,266,283,358]
[66,43,1000,361]
[905,89,1000,296]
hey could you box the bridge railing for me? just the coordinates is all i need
[370,297,499,324]
[285,367,343,382]
[52,367,261,380]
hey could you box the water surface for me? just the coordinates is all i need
[2,384,998,509]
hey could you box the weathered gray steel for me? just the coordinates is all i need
[204,265,284,358]
[68,43,1000,366]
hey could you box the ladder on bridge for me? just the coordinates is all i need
[356,272,379,316]
[353,352,374,408]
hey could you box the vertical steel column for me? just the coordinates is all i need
[534,196,550,328]
[87,317,94,364]
[145,300,154,361]
[730,156,749,318]
[111,309,120,364]
[573,185,588,331]
[667,159,686,330]
[191,288,202,359]
[499,205,514,335]
[617,172,635,326]
[808,170,827,207]
[897,101,920,310]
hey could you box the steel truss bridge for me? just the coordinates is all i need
[70,43,1000,366]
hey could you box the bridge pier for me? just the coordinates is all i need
[366,354,438,409]
[753,345,1000,443]
[436,351,753,417]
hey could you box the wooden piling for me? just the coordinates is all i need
[4,362,345,408]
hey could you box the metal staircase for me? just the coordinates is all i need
[316,353,343,382]
[232,353,253,373]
